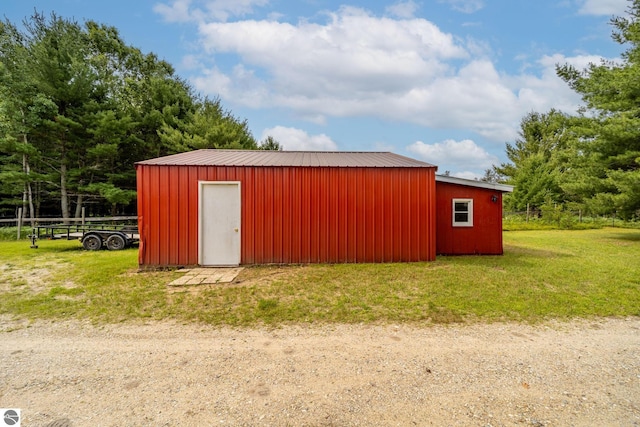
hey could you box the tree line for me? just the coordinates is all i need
[494,0,640,221]
[0,12,279,221]
[3,5,639,223]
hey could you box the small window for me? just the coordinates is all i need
[452,199,473,227]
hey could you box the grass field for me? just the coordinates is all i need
[1,228,639,326]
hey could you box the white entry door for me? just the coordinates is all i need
[199,181,241,266]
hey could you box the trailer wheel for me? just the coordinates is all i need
[106,234,126,251]
[82,234,102,251]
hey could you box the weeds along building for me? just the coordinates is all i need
[135,150,512,268]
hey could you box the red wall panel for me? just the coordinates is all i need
[136,165,437,266]
[435,181,504,255]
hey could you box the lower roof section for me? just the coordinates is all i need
[436,175,513,193]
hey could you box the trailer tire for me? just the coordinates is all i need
[82,234,102,251]
[106,234,126,251]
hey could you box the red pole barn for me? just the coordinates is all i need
[135,150,439,267]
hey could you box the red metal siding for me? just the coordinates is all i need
[136,165,436,266]
[435,181,504,255]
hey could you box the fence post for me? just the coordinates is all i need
[17,207,23,240]
[579,210,582,223]
[82,207,86,226]
[526,203,530,223]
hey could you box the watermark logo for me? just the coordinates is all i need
[1,409,21,427]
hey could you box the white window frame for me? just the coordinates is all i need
[452,198,473,227]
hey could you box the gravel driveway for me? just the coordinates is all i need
[1,317,639,426]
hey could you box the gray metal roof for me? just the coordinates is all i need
[136,149,437,168]
[436,175,514,192]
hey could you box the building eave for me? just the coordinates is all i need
[436,175,514,193]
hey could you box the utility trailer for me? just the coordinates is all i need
[31,224,139,251]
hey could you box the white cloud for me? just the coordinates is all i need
[198,7,468,69]
[394,59,523,141]
[506,53,608,116]
[439,0,485,14]
[192,64,270,108]
[451,170,483,180]
[195,7,525,134]
[386,1,420,18]
[180,5,615,143]
[539,53,610,70]
[154,0,268,22]
[406,139,499,171]
[153,0,193,23]
[578,0,628,16]
[192,67,232,96]
[261,126,338,151]
[180,54,201,70]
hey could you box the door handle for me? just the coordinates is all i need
[234,228,239,232]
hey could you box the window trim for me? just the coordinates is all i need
[452,198,473,227]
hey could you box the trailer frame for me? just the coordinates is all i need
[30,224,139,251]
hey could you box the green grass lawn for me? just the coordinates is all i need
[1,228,639,326]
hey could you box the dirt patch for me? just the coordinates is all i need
[168,267,244,286]
[166,265,298,294]
[0,260,71,293]
[1,317,639,426]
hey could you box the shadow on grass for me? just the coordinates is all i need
[26,242,84,254]
[43,244,84,252]
[506,245,573,257]
[467,246,575,269]
[607,231,640,242]
[33,241,140,253]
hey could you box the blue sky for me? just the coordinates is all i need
[2,0,630,178]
